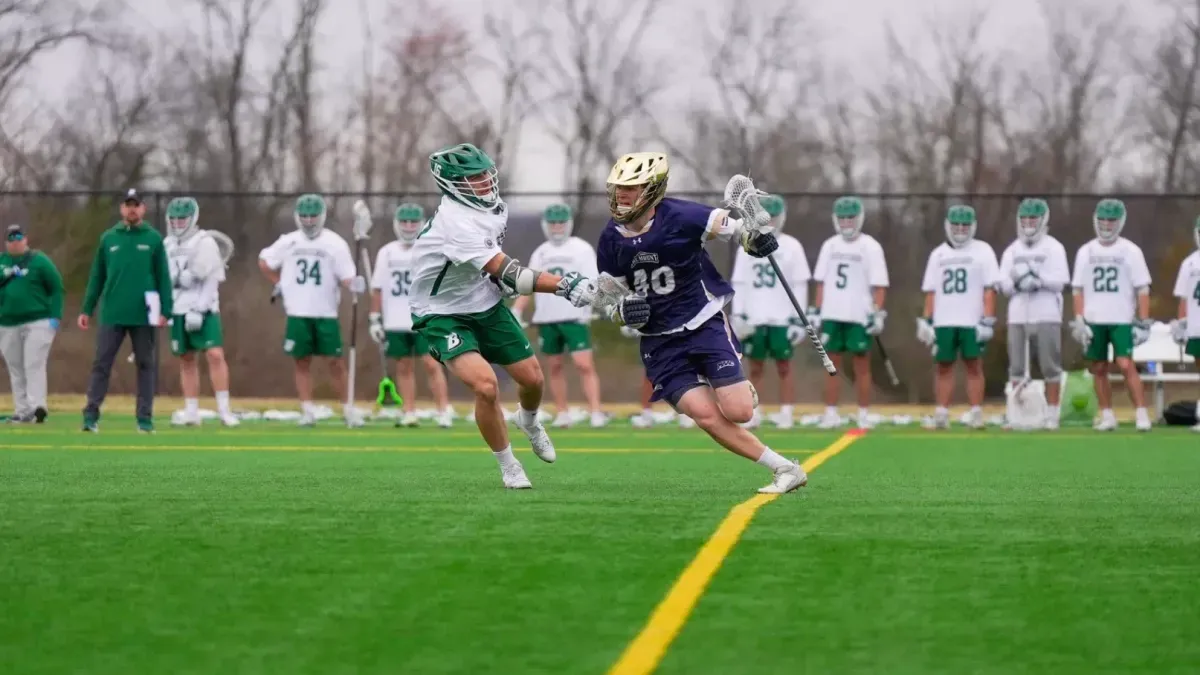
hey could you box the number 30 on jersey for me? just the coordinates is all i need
[632,266,676,295]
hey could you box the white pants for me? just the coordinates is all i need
[0,319,56,416]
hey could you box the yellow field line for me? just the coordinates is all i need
[606,429,867,675]
[1,443,819,455]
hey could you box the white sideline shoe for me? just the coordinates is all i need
[1094,417,1117,431]
[501,461,532,489]
[297,413,316,427]
[817,412,841,429]
[552,413,572,429]
[436,409,454,428]
[397,412,420,428]
[219,413,240,427]
[173,412,201,427]
[678,414,696,429]
[758,461,808,494]
[515,417,557,463]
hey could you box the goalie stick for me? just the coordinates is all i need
[347,200,375,415]
[723,174,837,376]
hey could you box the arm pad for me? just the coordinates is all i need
[497,255,542,295]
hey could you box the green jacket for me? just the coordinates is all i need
[81,222,174,326]
[0,250,64,327]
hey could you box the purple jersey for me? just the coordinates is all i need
[596,198,734,335]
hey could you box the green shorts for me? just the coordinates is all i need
[743,325,793,361]
[537,321,592,355]
[386,331,430,359]
[935,326,982,363]
[284,316,343,359]
[821,320,870,355]
[1084,324,1133,361]
[414,302,534,366]
[169,313,223,356]
[1188,338,1200,359]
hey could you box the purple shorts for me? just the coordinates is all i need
[640,313,745,406]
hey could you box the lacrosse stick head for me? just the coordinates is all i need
[592,272,633,313]
[722,175,771,230]
[207,230,235,265]
[352,200,374,241]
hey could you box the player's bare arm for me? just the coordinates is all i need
[1137,287,1151,321]
[873,286,886,309]
[983,287,996,317]
[481,251,593,302]
[258,258,280,285]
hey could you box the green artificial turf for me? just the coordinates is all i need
[1,419,1197,674]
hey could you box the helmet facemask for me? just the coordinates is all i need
[831,196,864,240]
[165,197,199,240]
[944,205,977,248]
[393,203,425,243]
[1093,199,1126,244]
[605,152,668,224]
[294,194,327,240]
[541,203,574,243]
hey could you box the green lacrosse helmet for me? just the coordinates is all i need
[758,194,786,233]
[1093,198,1126,244]
[393,203,425,243]
[541,203,573,243]
[294,193,327,239]
[945,204,977,247]
[1016,198,1049,244]
[832,196,865,240]
[429,143,499,211]
[165,197,199,240]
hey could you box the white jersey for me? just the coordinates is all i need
[371,240,418,332]
[165,231,225,315]
[1071,237,1151,325]
[1172,250,1200,338]
[998,235,1070,324]
[409,196,507,316]
[731,234,810,326]
[921,239,1001,327]
[528,237,598,324]
[812,234,888,325]
[259,229,356,319]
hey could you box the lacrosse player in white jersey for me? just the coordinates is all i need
[998,198,1070,429]
[728,194,809,429]
[1069,199,1153,431]
[409,143,598,489]
[258,194,367,428]
[918,205,1001,429]
[808,196,889,429]
[511,203,607,428]
[368,203,453,428]
[163,197,238,427]
[1170,216,1200,432]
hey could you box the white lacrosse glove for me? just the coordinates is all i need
[731,313,754,340]
[368,312,386,344]
[184,311,204,333]
[1015,271,1043,293]
[1133,319,1152,346]
[976,316,997,343]
[176,269,196,289]
[866,309,887,336]
[916,317,936,347]
[807,307,822,332]
[1170,318,1188,344]
[1069,315,1093,348]
[786,320,805,346]
[555,271,596,308]
[619,325,640,339]
[348,275,367,295]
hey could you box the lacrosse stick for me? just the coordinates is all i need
[592,272,639,328]
[375,339,402,407]
[866,302,900,386]
[723,175,836,375]
[347,200,375,414]
[208,230,235,266]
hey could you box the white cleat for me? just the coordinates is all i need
[922,412,950,430]
[344,411,365,429]
[1043,416,1060,431]
[516,417,557,463]
[1135,418,1152,432]
[769,412,794,430]
[631,413,654,429]
[757,461,808,494]
[172,413,201,427]
[1191,422,1200,433]
[816,412,841,430]
[298,413,317,427]
[590,412,609,428]
[397,412,420,428]
[1094,417,1117,431]
[219,413,240,427]
[678,414,696,429]
[501,461,533,489]
[966,409,986,430]
[436,409,454,428]
[552,413,572,429]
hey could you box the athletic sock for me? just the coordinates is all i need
[518,406,539,427]
[756,447,792,471]
[969,405,982,415]
[301,401,315,416]
[824,405,838,417]
[185,398,199,415]
[1101,407,1115,420]
[780,404,794,417]
[641,407,653,419]
[493,444,518,467]
[215,391,230,414]
[858,407,869,420]
[935,406,949,418]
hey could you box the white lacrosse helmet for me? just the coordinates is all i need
[541,203,573,243]
[1093,198,1126,244]
[832,196,864,240]
[393,203,425,243]
[165,197,199,240]
[1017,198,1049,244]
[944,205,977,248]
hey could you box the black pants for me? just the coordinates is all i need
[83,325,157,421]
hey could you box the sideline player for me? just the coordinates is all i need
[511,203,607,428]
[368,203,453,428]
[596,151,805,494]
[729,194,810,429]
[997,198,1070,429]
[258,194,367,427]
[408,143,599,489]
[1170,216,1200,432]
[163,197,238,426]
[1070,198,1153,431]
[917,205,1000,429]
[809,196,888,429]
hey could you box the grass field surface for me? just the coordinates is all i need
[2,414,1198,674]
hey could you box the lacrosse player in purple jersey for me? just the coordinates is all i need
[594,152,807,494]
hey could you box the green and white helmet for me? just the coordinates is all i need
[945,205,977,247]
[429,143,499,212]
[1093,198,1126,244]
[832,196,864,240]
[542,203,573,243]
[165,197,199,240]
[757,194,786,233]
[294,193,327,239]
[393,203,425,243]
[1016,198,1049,244]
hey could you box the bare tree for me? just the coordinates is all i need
[1137,0,1200,192]
[0,0,117,109]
